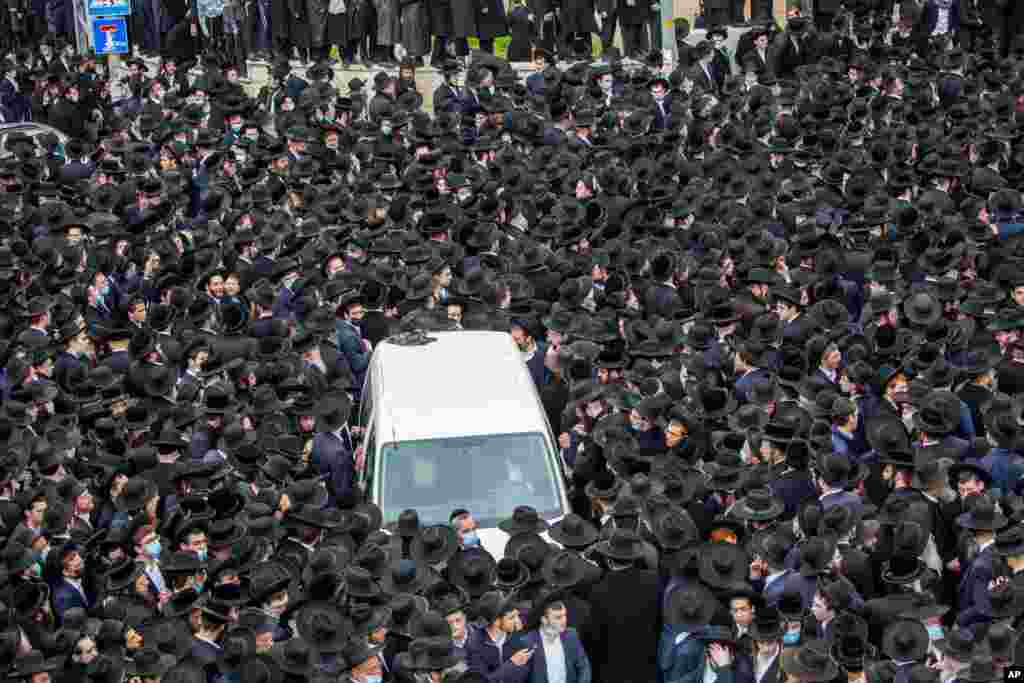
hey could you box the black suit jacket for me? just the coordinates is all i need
[588,568,661,683]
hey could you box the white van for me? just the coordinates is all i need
[358,330,570,556]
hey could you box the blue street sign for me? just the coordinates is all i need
[91,16,129,54]
[87,0,130,16]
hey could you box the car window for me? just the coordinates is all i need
[379,432,563,529]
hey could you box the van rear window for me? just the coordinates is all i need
[378,432,563,529]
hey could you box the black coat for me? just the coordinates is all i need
[474,0,508,39]
[450,0,477,38]
[771,31,811,79]
[588,567,661,683]
[561,0,597,33]
[48,97,86,139]
[428,0,453,35]
[273,0,305,40]
[307,0,329,46]
[506,5,533,61]
[362,310,394,348]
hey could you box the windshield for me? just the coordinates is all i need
[378,432,565,529]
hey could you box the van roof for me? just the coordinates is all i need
[370,330,549,444]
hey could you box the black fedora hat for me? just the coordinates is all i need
[269,638,316,677]
[539,550,588,590]
[315,391,352,432]
[114,477,156,513]
[832,634,876,673]
[219,628,258,673]
[493,557,529,592]
[548,514,599,550]
[995,523,1024,556]
[934,626,984,663]
[410,525,458,566]
[448,547,497,598]
[882,619,930,662]
[913,391,961,437]
[798,536,836,578]
[106,557,145,593]
[8,651,60,678]
[344,565,381,600]
[665,582,717,631]
[497,506,550,535]
[340,638,384,673]
[698,541,749,590]
[394,636,462,673]
[903,291,942,327]
[749,607,785,641]
[248,561,293,604]
[127,648,175,678]
[732,488,785,522]
[295,601,350,653]
[208,518,248,549]
[957,494,1008,531]
[961,657,1001,683]
[592,529,646,563]
[651,508,699,552]
[781,641,840,682]
[163,588,208,618]
[380,559,433,597]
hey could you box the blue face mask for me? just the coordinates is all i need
[363,677,382,683]
[926,624,944,641]
[782,628,801,646]
[462,531,480,548]
[194,577,205,594]
[197,549,208,562]
[145,541,162,558]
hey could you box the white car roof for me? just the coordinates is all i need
[370,331,548,444]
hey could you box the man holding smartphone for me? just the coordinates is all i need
[466,592,535,681]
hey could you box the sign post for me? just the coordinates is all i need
[88,0,130,58]
[91,17,130,54]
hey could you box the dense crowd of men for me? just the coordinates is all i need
[1,1,1024,683]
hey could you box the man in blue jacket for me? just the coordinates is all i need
[521,600,591,683]
[335,291,372,392]
[311,391,358,508]
[467,591,533,683]
[51,544,92,626]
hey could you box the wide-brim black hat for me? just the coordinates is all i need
[315,391,353,431]
[547,514,599,549]
[9,652,61,678]
[882,619,930,662]
[106,557,146,593]
[749,607,786,641]
[394,636,463,673]
[665,582,717,631]
[269,638,316,677]
[497,506,550,535]
[957,496,1009,531]
[780,641,840,682]
[114,477,156,513]
[731,488,786,521]
[295,601,350,653]
[448,547,498,597]
[698,541,750,590]
[410,525,458,566]
[141,617,193,661]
